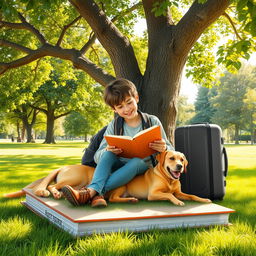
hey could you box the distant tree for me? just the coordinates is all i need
[243,88,256,144]
[0,112,17,139]
[13,105,39,143]
[189,86,216,124]
[211,70,249,144]
[0,62,50,142]
[63,112,90,141]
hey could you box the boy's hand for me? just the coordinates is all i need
[106,145,123,155]
[149,139,167,153]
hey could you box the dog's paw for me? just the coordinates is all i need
[203,199,212,203]
[128,198,139,203]
[52,191,63,199]
[49,187,63,199]
[34,189,50,197]
[173,200,185,206]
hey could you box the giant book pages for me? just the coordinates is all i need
[104,125,161,158]
[22,188,235,237]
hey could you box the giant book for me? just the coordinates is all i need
[21,188,235,237]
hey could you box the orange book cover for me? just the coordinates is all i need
[104,125,161,158]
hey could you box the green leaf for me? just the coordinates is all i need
[244,52,250,60]
[217,57,224,64]
[26,0,35,11]
[250,18,256,36]
[226,60,233,67]
[247,1,256,18]
[237,0,248,11]
[197,0,207,3]
[244,21,252,32]
[233,61,242,70]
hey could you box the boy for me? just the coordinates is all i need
[62,78,173,207]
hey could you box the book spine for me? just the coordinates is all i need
[25,195,78,236]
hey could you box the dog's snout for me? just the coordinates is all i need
[176,164,183,171]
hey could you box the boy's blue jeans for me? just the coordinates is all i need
[88,151,148,195]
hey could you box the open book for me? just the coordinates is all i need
[104,125,161,158]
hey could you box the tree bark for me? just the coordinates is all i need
[24,123,35,143]
[44,109,56,144]
[16,121,22,142]
[234,125,239,144]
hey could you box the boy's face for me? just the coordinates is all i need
[113,95,139,120]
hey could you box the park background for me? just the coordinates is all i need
[1,1,256,255]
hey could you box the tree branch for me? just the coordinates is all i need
[80,3,141,55]
[175,0,230,57]
[0,48,46,75]
[69,0,142,82]
[0,39,32,54]
[1,9,115,85]
[29,104,47,114]
[55,111,72,120]
[222,12,242,40]
[56,15,82,46]
[17,12,46,44]
[142,0,173,37]
[80,32,96,54]
[0,42,114,85]
[0,13,46,44]
[111,2,142,23]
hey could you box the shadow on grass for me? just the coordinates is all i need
[0,142,86,149]
[217,195,256,226]
[0,155,81,170]
[0,155,82,192]
[227,167,256,178]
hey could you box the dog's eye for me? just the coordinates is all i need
[181,159,184,162]
[170,157,175,160]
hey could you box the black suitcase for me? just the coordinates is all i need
[174,124,228,200]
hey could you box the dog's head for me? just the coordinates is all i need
[156,150,188,180]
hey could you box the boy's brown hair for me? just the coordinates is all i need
[104,78,138,108]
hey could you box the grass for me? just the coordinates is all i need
[0,142,256,256]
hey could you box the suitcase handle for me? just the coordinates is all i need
[223,147,228,176]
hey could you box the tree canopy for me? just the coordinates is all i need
[1,0,256,140]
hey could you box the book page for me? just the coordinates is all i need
[133,125,159,139]
[104,135,133,140]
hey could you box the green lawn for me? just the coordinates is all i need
[0,142,256,256]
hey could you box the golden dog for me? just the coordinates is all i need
[4,150,211,206]
[107,150,211,205]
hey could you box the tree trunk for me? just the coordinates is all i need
[44,111,56,144]
[21,125,26,142]
[25,124,35,143]
[16,121,22,142]
[250,113,254,145]
[234,125,239,144]
[138,48,186,143]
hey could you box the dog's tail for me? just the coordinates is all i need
[3,190,26,198]
[3,176,46,198]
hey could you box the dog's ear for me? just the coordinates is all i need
[156,151,168,165]
[182,153,188,173]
